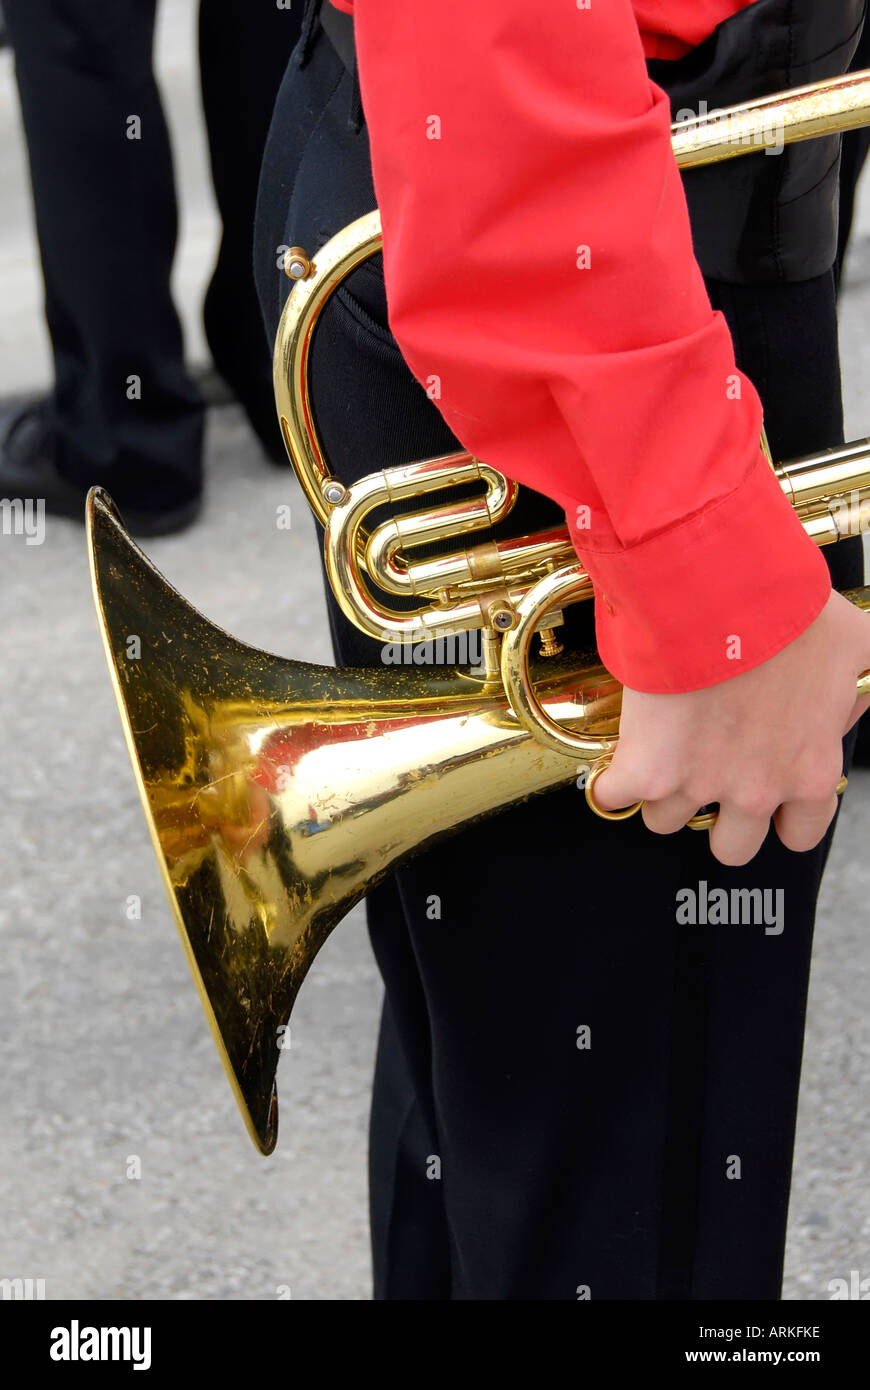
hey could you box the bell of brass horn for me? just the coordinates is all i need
[88,482,870,1153]
[87,487,623,1153]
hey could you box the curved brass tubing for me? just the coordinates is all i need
[273,209,383,528]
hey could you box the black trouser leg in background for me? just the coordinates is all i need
[837,11,870,275]
[255,11,860,1300]
[4,0,203,513]
[837,11,870,761]
[198,0,302,463]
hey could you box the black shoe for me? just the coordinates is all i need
[0,401,202,539]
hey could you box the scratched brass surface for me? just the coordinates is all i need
[87,489,620,1153]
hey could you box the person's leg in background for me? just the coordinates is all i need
[198,0,303,466]
[837,12,870,765]
[255,4,857,1299]
[837,11,870,278]
[2,0,203,533]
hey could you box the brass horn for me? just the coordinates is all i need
[90,71,870,1152]
[87,487,621,1152]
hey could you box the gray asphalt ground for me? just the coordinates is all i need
[1,5,868,1301]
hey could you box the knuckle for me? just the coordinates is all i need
[636,770,677,804]
[729,789,775,821]
[798,781,837,807]
[792,757,842,804]
[684,784,716,810]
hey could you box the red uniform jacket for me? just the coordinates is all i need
[326,0,832,692]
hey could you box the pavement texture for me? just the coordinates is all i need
[0,5,869,1301]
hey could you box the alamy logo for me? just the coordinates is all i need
[50,1321,152,1371]
[675,881,784,936]
[381,627,485,673]
[0,497,45,546]
[828,1271,870,1300]
[673,98,785,156]
[0,1277,45,1300]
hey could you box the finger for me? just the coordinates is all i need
[591,760,644,814]
[708,806,773,867]
[642,791,705,836]
[773,793,839,855]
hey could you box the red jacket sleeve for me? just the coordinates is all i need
[349,0,831,693]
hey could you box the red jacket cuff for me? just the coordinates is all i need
[573,449,832,693]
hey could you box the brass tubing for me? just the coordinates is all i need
[779,437,870,505]
[671,69,870,168]
[273,209,383,528]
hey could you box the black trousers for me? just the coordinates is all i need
[839,10,870,272]
[4,0,299,510]
[255,10,862,1300]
